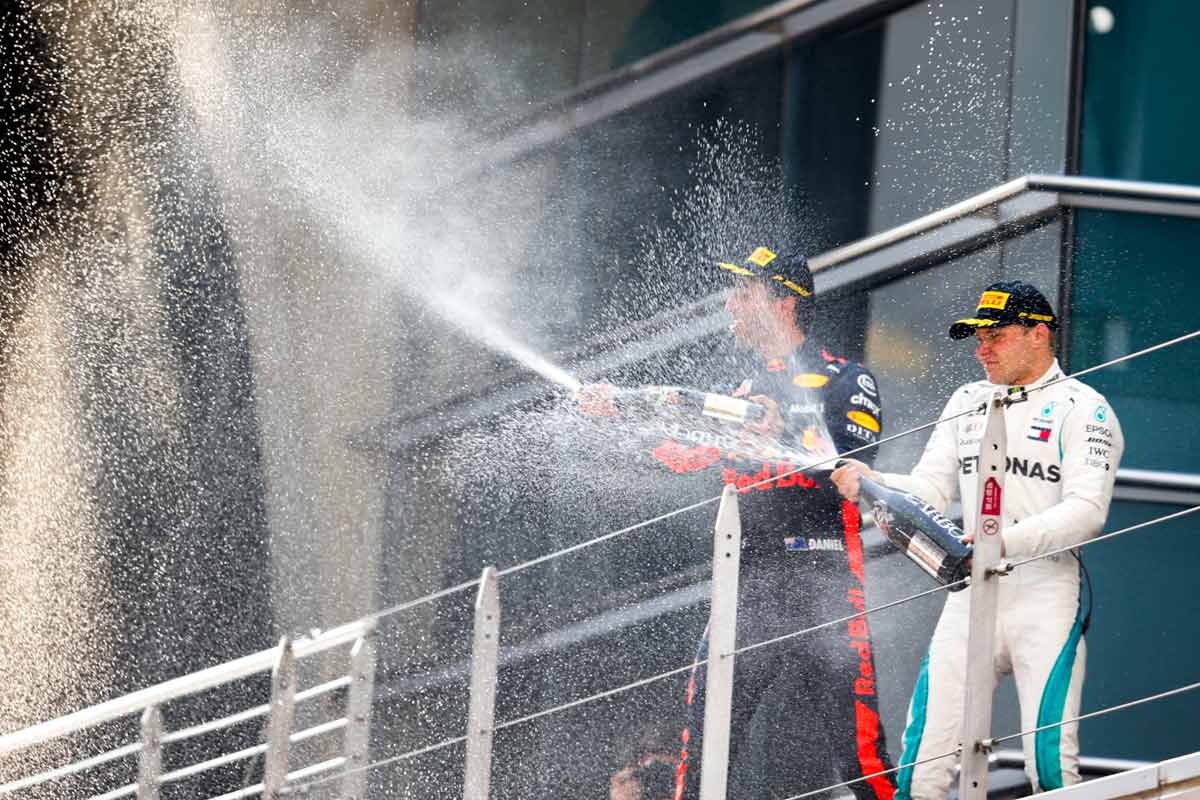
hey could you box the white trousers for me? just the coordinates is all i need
[895,573,1087,800]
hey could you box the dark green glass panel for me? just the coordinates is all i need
[1068,210,1200,473]
[1081,0,1200,184]
[1078,500,1200,760]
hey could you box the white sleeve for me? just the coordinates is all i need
[877,394,963,514]
[1003,397,1124,560]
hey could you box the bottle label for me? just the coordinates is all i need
[910,497,966,545]
[702,393,751,423]
[908,531,948,578]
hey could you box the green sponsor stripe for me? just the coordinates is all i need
[897,653,931,800]
[1034,604,1084,791]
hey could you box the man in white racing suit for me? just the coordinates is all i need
[831,281,1124,799]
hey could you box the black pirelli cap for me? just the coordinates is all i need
[714,246,814,299]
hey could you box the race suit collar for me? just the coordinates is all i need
[760,336,818,373]
[1024,359,1063,390]
[992,359,1062,392]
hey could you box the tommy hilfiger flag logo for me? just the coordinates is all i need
[1028,424,1052,442]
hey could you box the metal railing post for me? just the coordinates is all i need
[958,391,1008,800]
[263,637,297,799]
[464,566,500,800]
[699,484,742,800]
[136,706,163,800]
[340,628,378,800]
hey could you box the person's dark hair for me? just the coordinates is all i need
[618,723,678,768]
[762,271,816,333]
[632,762,675,800]
[615,723,678,800]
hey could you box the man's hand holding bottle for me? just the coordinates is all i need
[577,382,619,417]
[829,458,881,503]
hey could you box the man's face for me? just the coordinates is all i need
[724,277,790,352]
[974,323,1041,385]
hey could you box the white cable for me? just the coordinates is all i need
[316,327,1200,637]
[780,747,962,800]
[1032,329,1200,394]
[40,329,1200,800]
[281,734,469,795]
[992,505,1200,575]
[491,659,703,732]
[985,679,1200,748]
[0,742,143,795]
[363,493,729,626]
[162,676,351,745]
[277,327,1200,800]
[730,576,969,659]
[496,494,725,579]
[364,576,486,628]
[282,658,709,795]
[279,576,975,795]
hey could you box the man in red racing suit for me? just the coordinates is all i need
[670,341,894,800]
[582,247,895,800]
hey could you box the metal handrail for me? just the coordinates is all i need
[89,718,349,800]
[1117,467,1200,492]
[0,677,351,796]
[1030,173,1200,202]
[808,177,1031,271]
[375,172,1200,457]
[164,675,351,745]
[809,173,1200,273]
[0,620,368,757]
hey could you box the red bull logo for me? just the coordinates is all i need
[722,462,818,492]
[847,587,876,696]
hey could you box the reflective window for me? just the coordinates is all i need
[1080,0,1200,185]
[1068,210,1200,474]
[1077,500,1200,758]
[415,0,784,110]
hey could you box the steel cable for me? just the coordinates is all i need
[780,748,962,800]
[280,734,469,796]
[781,676,1200,800]
[279,328,1200,798]
[991,505,1200,576]
[16,331,1198,799]
[343,327,1200,636]
[983,680,1200,750]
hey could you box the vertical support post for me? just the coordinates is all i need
[137,706,163,800]
[958,391,1008,800]
[341,627,378,800]
[699,485,742,800]
[464,567,500,800]
[263,637,297,799]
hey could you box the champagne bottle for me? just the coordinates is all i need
[616,386,767,425]
[854,471,973,590]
